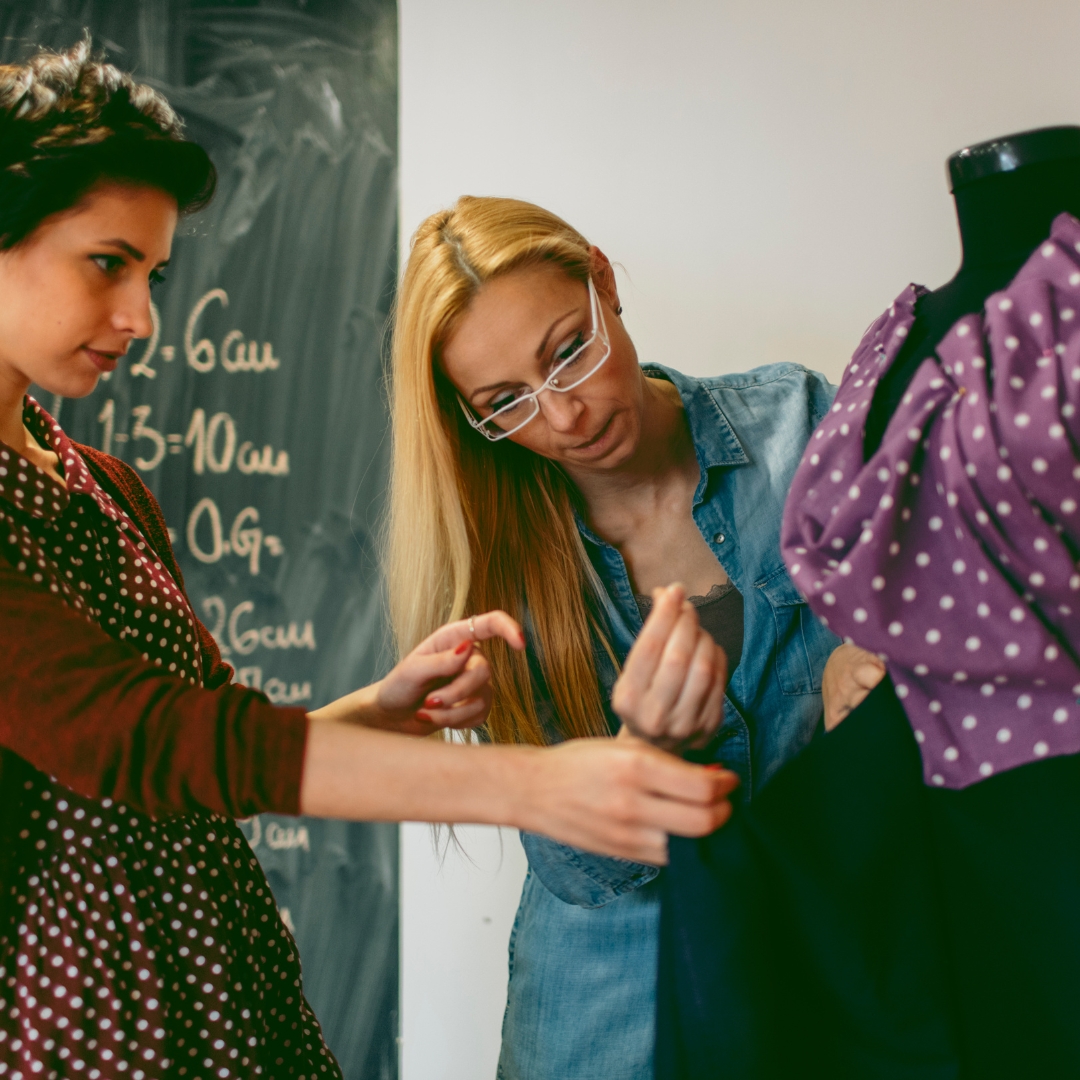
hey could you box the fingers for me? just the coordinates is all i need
[853,660,886,690]
[418,694,489,730]
[420,651,491,711]
[612,585,687,712]
[422,610,525,654]
[644,604,704,724]
[667,631,725,743]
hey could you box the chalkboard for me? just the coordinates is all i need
[1,2,400,1076]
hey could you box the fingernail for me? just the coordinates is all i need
[704,763,724,771]
[455,641,471,655]
[425,696,443,708]
[415,710,433,722]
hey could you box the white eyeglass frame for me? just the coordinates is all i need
[457,276,612,442]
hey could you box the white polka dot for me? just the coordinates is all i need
[962,715,977,730]
[997,728,1012,743]
[965,636,981,651]
[916,552,930,567]
[1054,708,1069,723]
[940,595,955,610]
[931,774,945,786]
[888,621,904,636]
[1045,644,1059,661]
[944,746,959,761]
[1034,741,1049,757]
[1017,694,1032,709]
[853,608,867,623]
[1062,498,1077,514]
[1000,297,1014,310]
[979,762,994,777]
[1014,414,1030,429]
[871,576,886,591]
[926,628,942,644]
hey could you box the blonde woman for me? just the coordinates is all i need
[388,197,871,1079]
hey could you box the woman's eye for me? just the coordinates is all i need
[91,254,124,274]
[555,332,587,365]
[488,391,521,413]
[150,269,168,288]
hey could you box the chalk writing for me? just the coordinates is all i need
[97,401,288,477]
[185,289,281,374]
[202,596,316,658]
[234,664,313,705]
[186,500,284,575]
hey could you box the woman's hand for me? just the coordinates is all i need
[308,610,525,736]
[610,584,727,751]
[821,643,886,731]
[515,733,740,864]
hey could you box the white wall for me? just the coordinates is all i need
[398,2,1080,1075]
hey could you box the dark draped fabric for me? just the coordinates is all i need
[657,676,1080,1079]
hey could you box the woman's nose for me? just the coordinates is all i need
[113,282,154,340]
[537,389,585,432]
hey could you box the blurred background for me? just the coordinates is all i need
[5,0,1080,1076]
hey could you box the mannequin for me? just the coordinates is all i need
[866,125,1080,456]
[656,128,1080,1080]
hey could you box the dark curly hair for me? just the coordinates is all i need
[0,37,216,249]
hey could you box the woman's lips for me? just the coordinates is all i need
[84,347,119,373]
[571,414,616,453]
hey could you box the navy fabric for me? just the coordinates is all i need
[657,676,1080,1079]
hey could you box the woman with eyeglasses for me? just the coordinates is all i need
[0,43,737,1078]
[388,196,878,1079]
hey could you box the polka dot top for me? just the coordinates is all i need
[0,398,204,685]
[782,212,1080,790]
[0,400,340,1079]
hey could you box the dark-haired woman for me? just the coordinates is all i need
[0,42,736,1077]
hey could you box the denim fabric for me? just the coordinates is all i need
[498,871,661,1080]
[500,363,841,1080]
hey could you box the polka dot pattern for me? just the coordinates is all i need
[0,400,340,1078]
[782,212,1080,790]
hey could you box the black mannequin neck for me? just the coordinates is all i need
[863,154,1080,458]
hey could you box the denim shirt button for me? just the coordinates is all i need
[713,532,725,543]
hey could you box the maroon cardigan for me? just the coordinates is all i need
[0,444,308,818]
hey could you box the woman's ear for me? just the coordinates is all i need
[588,245,621,316]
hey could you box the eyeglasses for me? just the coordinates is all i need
[457,276,612,442]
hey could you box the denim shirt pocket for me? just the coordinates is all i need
[755,563,832,696]
[519,832,659,909]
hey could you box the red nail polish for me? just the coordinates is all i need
[415,710,433,723]
[425,696,443,709]
[704,763,724,771]
[455,641,472,655]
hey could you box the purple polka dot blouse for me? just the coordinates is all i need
[782,212,1080,790]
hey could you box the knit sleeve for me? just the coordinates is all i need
[0,556,308,818]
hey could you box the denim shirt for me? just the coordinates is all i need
[521,362,840,907]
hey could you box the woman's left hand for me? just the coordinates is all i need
[308,610,525,736]
[821,643,886,731]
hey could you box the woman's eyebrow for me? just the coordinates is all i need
[535,306,580,360]
[96,238,146,261]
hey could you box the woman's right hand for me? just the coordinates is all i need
[515,734,739,864]
[611,584,727,751]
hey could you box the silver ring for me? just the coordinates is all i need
[468,615,477,642]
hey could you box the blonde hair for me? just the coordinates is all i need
[387,196,612,745]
